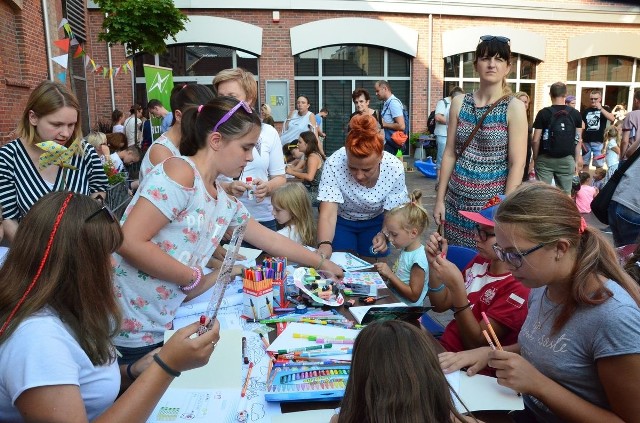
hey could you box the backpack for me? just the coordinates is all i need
[542,106,577,158]
[427,98,448,135]
[427,110,436,134]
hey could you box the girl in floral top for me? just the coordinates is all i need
[113,97,343,365]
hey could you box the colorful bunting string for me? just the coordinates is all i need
[51,18,134,82]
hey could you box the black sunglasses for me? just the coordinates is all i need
[475,225,495,242]
[479,35,510,44]
[85,205,117,223]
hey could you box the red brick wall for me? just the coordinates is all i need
[0,1,52,144]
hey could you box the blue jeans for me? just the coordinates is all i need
[608,200,640,247]
[582,142,605,168]
[334,214,390,257]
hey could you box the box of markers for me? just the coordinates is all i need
[265,364,350,402]
[243,268,274,319]
[261,257,289,307]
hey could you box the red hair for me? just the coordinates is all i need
[346,114,383,158]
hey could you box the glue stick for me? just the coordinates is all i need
[246,176,255,200]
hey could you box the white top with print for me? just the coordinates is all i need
[139,133,180,183]
[317,148,408,220]
[113,156,249,348]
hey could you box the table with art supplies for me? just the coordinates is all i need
[146,250,522,423]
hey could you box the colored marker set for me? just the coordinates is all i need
[262,257,289,307]
[243,268,274,319]
[265,364,350,402]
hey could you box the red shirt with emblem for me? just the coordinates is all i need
[439,255,530,353]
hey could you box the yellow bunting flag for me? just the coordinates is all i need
[36,140,82,170]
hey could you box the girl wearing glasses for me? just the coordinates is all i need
[426,195,529,357]
[433,35,528,249]
[440,182,640,423]
[113,97,343,365]
[0,192,221,422]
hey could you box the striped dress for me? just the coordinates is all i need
[445,93,512,248]
[0,138,108,221]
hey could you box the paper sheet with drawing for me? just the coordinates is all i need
[267,322,358,360]
[329,252,373,271]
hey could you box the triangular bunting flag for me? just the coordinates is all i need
[114,67,120,77]
[58,18,68,30]
[63,23,72,36]
[70,38,79,46]
[90,59,96,70]
[84,55,91,69]
[53,39,70,53]
[56,72,66,83]
[122,64,128,74]
[73,45,84,59]
[102,68,108,78]
[108,68,113,79]
[52,54,68,69]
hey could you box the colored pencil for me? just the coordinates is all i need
[481,312,503,350]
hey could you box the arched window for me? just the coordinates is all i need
[294,45,411,154]
[133,45,259,107]
[566,56,638,114]
[443,53,539,121]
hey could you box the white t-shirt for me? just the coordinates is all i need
[277,224,302,244]
[109,152,125,173]
[434,97,451,136]
[140,133,180,183]
[124,116,140,147]
[317,148,408,220]
[219,124,285,222]
[113,124,125,134]
[0,308,120,421]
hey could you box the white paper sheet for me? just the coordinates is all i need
[267,322,357,360]
[271,409,336,423]
[224,245,263,261]
[329,252,373,271]
[458,371,524,412]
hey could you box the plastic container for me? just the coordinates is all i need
[245,176,255,200]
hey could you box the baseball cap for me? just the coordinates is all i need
[458,195,505,227]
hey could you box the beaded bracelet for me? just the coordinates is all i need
[153,353,181,377]
[126,362,137,381]
[428,283,446,293]
[317,240,333,248]
[181,266,202,292]
[453,302,472,316]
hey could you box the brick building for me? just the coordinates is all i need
[2,1,640,154]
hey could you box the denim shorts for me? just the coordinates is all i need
[582,142,605,168]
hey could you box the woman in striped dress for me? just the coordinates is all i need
[433,36,528,248]
[0,81,108,243]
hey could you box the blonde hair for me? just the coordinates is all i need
[386,190,429,235]
[18,80,82,147]
[261,103,272,115]
[514,91,529,101]
[212,68,258,105]
[271,183,316,247]
[86,131,107,151]
[495,182,640,333]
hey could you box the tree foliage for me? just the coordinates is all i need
[94,0,189,55]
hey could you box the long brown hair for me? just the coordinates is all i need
[338,320,473,423]
[495,182,640,333]
[298,130,325,160]
[0,192,124,365]
[17,80,82,147]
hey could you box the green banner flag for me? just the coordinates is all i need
[143,64,173,141]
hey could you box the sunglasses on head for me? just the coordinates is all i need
[212,101,253,133]
[85,205,117,224]
[479,35,510,44]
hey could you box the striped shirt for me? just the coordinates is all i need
[0,138,108,221]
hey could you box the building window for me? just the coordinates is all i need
[567,56,637,113]
[294,45,411,154]
[133,45,258,106]
[443,53,538,121]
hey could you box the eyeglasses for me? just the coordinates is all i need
[475,225,495,242]
[492,243,545,269]
[85,205,117,223]
[212,101,253,133]
[479,35,510,44]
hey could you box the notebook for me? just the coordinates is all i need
[348,304,432,324]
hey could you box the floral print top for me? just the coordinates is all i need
[113,156,249,348]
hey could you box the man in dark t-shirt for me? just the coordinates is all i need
[532,82,583,194]
[581,90,614,170]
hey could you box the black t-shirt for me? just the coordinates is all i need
[581,107,608,144]
[532,106,582,157]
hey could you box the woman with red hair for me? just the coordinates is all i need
[316,114,408,260]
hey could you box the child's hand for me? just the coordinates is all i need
[431,254,463,291]
[371,232,388,254]
[373,262,393,280]
[425,231,448,263]
[231,265,245,278]
[229,180,250,198]
[253,179,269,203]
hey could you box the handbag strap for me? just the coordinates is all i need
[457,95,510,159]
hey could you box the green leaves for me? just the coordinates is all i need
[95,0,189,55]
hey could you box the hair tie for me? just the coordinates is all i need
[182,83,188,90]
[579,216,587,234]
[198,105,204,114]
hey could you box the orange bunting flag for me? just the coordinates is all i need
[54,39,70,53]
[73,45,84,59]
